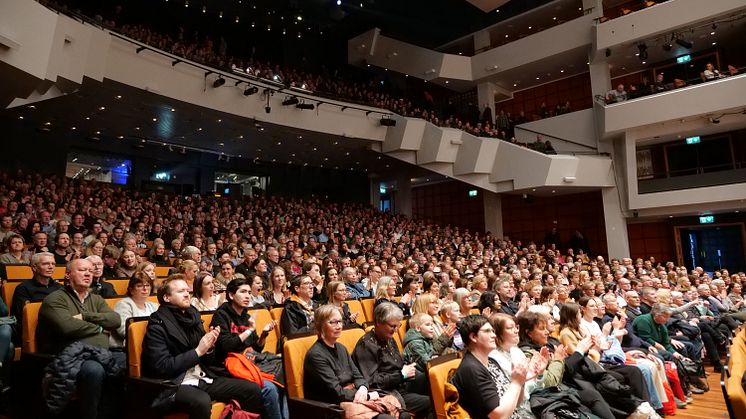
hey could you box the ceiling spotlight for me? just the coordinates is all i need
[380,117,396,127]
[213,77,226,88]
[637,43,648,60]
[243,86,259,96]
[296,102,315,110]
[675,38,693,49]
[265,106,271,114]
[662,43,672,51]
[282,97,299,106]
[710,117,720,124]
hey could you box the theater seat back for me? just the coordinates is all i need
[428,355,462,419]
[283,334,318,399]
[22,301,43,353]
[338,328,365,353]
[126,317,150,377]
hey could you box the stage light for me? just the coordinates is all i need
[380,118,396,127]
[213,77,226,88]
[676,38,693,49]
[244,86,259,96]
[296,103,315,110]
[282,97,299,106]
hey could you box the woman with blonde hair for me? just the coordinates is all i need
[326,280,360,327]
[263,266,290,306]
[177,259,199,291]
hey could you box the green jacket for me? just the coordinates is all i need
[402,328,434,372]
[632,313,673,352]
[38,286,121,354]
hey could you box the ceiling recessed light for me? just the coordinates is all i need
[712,42,717,45]
[238,135,243,139]
[505,34,509,38]
[18,116,24,120]
[324,157,329,161]
[135,127,140,130]
[99,106,106,111]
[536,77,540,80]
[170,108,175,112]
[312,147,317,151]
[445,81,449,84]
[711,31,715,35]
[197,127,202,131]
[217,119,221,123]
[44,121,51,125]
[277,141,282,145]
[345,152,350,156]
[71,126,76,130]
[95,131,101,135]
[528,26,532,29]
[85,117,90,120]
[553,16,557,20]
[513,83,517,87]
[291,153,296,157]
[218,143,224,146]
[115,95,122,99]
[117,135,124,139]
[152,118,157,122]
[560,69,564,73]
[28,105,35,109]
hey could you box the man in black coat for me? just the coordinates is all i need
[142,276,263,419]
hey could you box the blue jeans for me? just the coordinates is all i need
[261,380,288,419]
[0,324,12,363]
[634,362,662,410]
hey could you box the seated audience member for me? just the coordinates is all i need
[703,63,724,80]
[303,261,326,302]
[214,261,245,292]
[652,72,668,93]
[11,252,62,338]
[625,290,643,322]
[495,278,521,316]
[136,261,158,284]
[111,272,158,347]
[453,287,475,317]
[210,277,285,419]
[606,84,628,103]
[0,234,31,264]
[280,275,317,337]
[412,293,455,351]
[304,305,392,415]
[178,259,199,291]
[263,266,290,306]
[191,272,224,311]
[402,312,442,373]
[452,314,529,419]
[87,255,117,298]
[352,302,431,417]
[52,233,78,265]
[374,276,412,316]
[102,246,120,278]
[727,64,739,76]
[37,259,124,419]
[142,276,264,419]
[633,303,695,361]
[327,280,361,327]
[244,273,270,309]
[115,249,138,278]
[343,267,371,300]
[31,231,50,254]
[148,241,169,265]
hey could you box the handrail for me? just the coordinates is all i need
[515,125,598,151]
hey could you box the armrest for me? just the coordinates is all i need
[288,396,344,419]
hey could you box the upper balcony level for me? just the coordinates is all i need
[595,0,746,52]
[600,73,746,134]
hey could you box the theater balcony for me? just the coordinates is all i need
[348,10,596,88]
[595,0,746,52]
[0,1,388,142]
[601,74,746,134]
[376,113,614,194]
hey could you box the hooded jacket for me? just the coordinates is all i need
[402,328,433,372]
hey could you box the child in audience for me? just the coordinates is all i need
[402,313,437,372]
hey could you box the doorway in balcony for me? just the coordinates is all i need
[675,223,746,273]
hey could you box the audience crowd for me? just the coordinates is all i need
[0,169,744,418]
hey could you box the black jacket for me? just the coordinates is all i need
[279,298,314,337]
[351,330,404,391]
[142,305,215,383]
[304,339,367,403]
[210,302,265,364]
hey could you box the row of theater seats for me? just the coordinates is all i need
[723,325,746,419]
[2,264,172,282]
[125,311,463,419]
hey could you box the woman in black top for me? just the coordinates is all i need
[327,281,361,328]
[210,277,287,419]
[303,305,373,404]
[451,314,528,419]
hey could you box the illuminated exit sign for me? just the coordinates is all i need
[699,215,714,224]
[677,54,691,64]
[685,136,700,145]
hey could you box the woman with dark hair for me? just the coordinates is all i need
[250,257,270,288]
[302,261,325,302]
[191,272,224,311]
[477,291,500,317]
[279,275,316,338]
[516,310,571,388]
[247,274,270,309]
[215,261,245,291]
[326,280,361,328]
[540,286,560,320]
[148,241,169,265]
[210,277,286,419]
[111,271,158,347]
[0,234,31,264]
[451,314,530,419]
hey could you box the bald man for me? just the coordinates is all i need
[38,258,122,419]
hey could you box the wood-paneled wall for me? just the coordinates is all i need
[411,181,485,233]
[496,73,593,120]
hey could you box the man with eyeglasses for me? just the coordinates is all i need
[363,265,383,295]
[352,302,432,418]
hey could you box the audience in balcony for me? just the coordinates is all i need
[702,63,724,81]
[606,84,628,103]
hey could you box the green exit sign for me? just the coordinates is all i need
[468,190,478,197]
[686,136,700,145]
[677,54,691,64]
[699,215,715,224]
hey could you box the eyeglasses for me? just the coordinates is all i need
[327,319,343,326]
[385,321,401,329]
[135,283,152,289]
[300,281,314,287]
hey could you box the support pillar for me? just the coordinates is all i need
[395,176,412,218]
[369,176,381,211]
[477,82,497,123]
[602,187,630,259]
[483,191,503,238]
